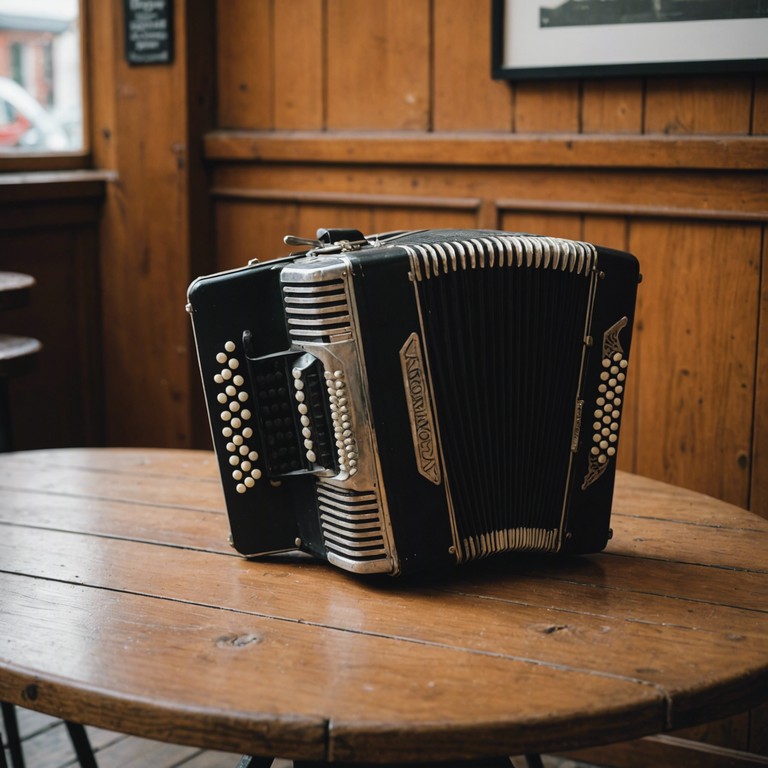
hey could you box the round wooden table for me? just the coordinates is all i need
[0,448,766,764]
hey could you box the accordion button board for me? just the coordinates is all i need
[188,228,640,576]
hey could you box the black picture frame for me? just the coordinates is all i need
[492,0,768,81]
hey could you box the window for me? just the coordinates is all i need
[0,0,82,153]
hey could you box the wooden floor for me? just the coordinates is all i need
[1,706,244,768]
[1,706,597,768]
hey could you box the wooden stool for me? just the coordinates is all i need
[0,273,42,453]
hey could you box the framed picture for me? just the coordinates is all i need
[492,0,768,80]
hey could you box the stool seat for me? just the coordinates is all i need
[0,333,42,378]
[0,272,36,311]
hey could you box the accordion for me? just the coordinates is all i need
[187,228,640,576]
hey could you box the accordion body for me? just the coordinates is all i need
[188,229,640,575]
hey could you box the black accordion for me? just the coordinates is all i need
[188,228,640,576]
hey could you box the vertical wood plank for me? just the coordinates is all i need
[628,220,760,508]
[89,0,212,448]
[216,0,273,129]
[644,76,753,134]
[751,227,768,517]
[433,0,512,131]
[514,81,580,133]
[581,80,643,134]
[753,76,768,135]
[274,0,324,130]
[326,0,430,130]
[215,201,297,271]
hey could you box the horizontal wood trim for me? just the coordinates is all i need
[0,151,92,173]
[0,170,112,203]
[211,186,482,210]
[211,188,767,224]
[204,130,768,171]
[497,198,768,223]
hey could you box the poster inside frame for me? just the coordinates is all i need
[492,0,768,80]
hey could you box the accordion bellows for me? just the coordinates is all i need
[188,229,640,575]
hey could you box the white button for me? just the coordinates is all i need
[245,477,255,488]
[229,456,239,466]
[240,410,251,420]
[295,391,305,403]
[222,427,232,437]
[304,439,313,450]
[229,358,239,369]
[230,402,240,412]
[233,435,243,446]
[241,461,251,471]
[216,352,227,364]
[214,374,224,384]
[226,385,236,396]
[306,450,317,463]
[231,418,242,429]
[236,483,246,494]
[302,428,312,439]
[239,445,249,456]
[294,379,304,390]
[226,442,236,452]
[251,469,262,480]
[221,369,232,380]
[238,392,249,402]
[232,470,242,480]
[221,411,232,421]
[225,341,236,352]
[217,394,227,404]
[607,447,616,456]
[233,375,244,386]
[249,451,258,461]
[242,427,253,438]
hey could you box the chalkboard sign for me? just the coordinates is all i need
[124,0,174,65]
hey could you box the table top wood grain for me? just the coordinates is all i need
[0,448,766,763]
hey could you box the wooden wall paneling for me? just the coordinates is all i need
[582,214,628,252]
[370,205,479,234]
[0,226,102,449]
[86,0,117,170]
[754,76,768,135]
[216,0,274,129]
[432,0,512,132]
[499,211,582,241]
[644,76,753,135]
[514,81,580,133]
[752,226,767,517]
[214,200,297,271]
[273,0,324,130]
[628,220,761,509]
[212,163,766,223]
[581,79,643,134]
[325,0,430,130]
[88,0,213,448]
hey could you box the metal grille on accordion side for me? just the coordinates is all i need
[404,234,597,562]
